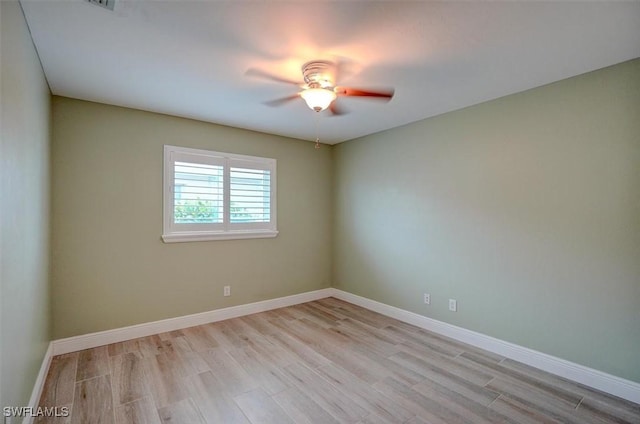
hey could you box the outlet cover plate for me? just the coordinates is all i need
[448,298,457,312]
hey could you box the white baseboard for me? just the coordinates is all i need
[51,288,333,356]
[22,342,53,424]
[42,286,639,405]
[330,288,640,404]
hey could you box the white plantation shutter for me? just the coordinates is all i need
[230,166,271,223]
[173,161,224,224]
[163,146,277,242]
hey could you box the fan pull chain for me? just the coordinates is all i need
[314,111,321,149]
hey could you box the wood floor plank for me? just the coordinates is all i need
[76,346,110,382]
[315,296,350,309]
[108,343,126,357]
[201,322,245,350]
[319,298,391,324]
[186,371,250,424]
[137,335,172,358]
[114,396,161,424]
[336,317,404,346]
[485,378,600,424]
[329,323,401,358]
[371,376,463,424]
[412,327,505,364]
[38,298,640,424]
[234,388,295,424]
[213,321,251,348]
[286,304,334,328]
[265,330,332,369]
[486,376,578,410]
[391,348,501,406]
[295,303,342,327]
[122,339,144,357]
[157,398,206,424]
[334,319,401,351]
[39,353,79,408]
[411,379,514,424]
[240,313,279,336]
[488,395,562,424]
[230,345,291,395]
[382,325,463,358]
[404,417,431,424]
[272,388,341,424]
[224,317,262,342]
[282,362,369,422]
[182,325,220,351]
[197,348,259,396]
[245,334,298,369]
[349,342,426,386]
[265,307,297,321]
[144,353,190,409]
[356,412,398,424]
[502,358,640,418]
[577,396,640,424]
[110,352,149,405]
[297,317,353,345]
[276,318,392,384]
[110,337,157,357]
[389,350,494,387]
[316,363,414,423]
[163,336,210,378]
[157,329,184,341]
[277,305,309,320]
[333,306,393,329]
[71,375,114,424]
[412,369,500,407]
[459,351,584,407]
[304,301,350,322]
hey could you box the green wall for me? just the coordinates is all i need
[51,97,333,339]
[333,59,640,382]
[0,0,52,410]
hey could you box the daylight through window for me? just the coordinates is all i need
[163,145,277,242]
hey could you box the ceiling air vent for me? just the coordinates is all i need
[85,0,115,11]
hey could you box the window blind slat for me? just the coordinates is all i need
[229,167,271,224]
[173,162,224,224]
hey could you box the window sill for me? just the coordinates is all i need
[162,229,278,243]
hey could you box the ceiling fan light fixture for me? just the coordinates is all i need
[300,88,337,112]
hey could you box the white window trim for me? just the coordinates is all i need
[162,145,278,243]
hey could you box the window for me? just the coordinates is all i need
[163,145,277,242]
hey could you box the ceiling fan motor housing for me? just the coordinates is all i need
[302,61,335,89]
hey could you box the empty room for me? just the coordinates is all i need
[1,0,639,423]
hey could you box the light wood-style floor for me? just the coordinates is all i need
[37,298,639,424]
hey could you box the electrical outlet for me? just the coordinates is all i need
[423,293,430,305]
[448,298,457,312]
[223,285,231,297]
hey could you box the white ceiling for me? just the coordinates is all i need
[21,0,640,144]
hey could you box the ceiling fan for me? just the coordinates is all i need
[246,60,394,115]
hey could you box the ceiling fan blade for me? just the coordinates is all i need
[335,87,395,100]
[246,68,302,86]
[263,93,300,107]
[329,102,348,116]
